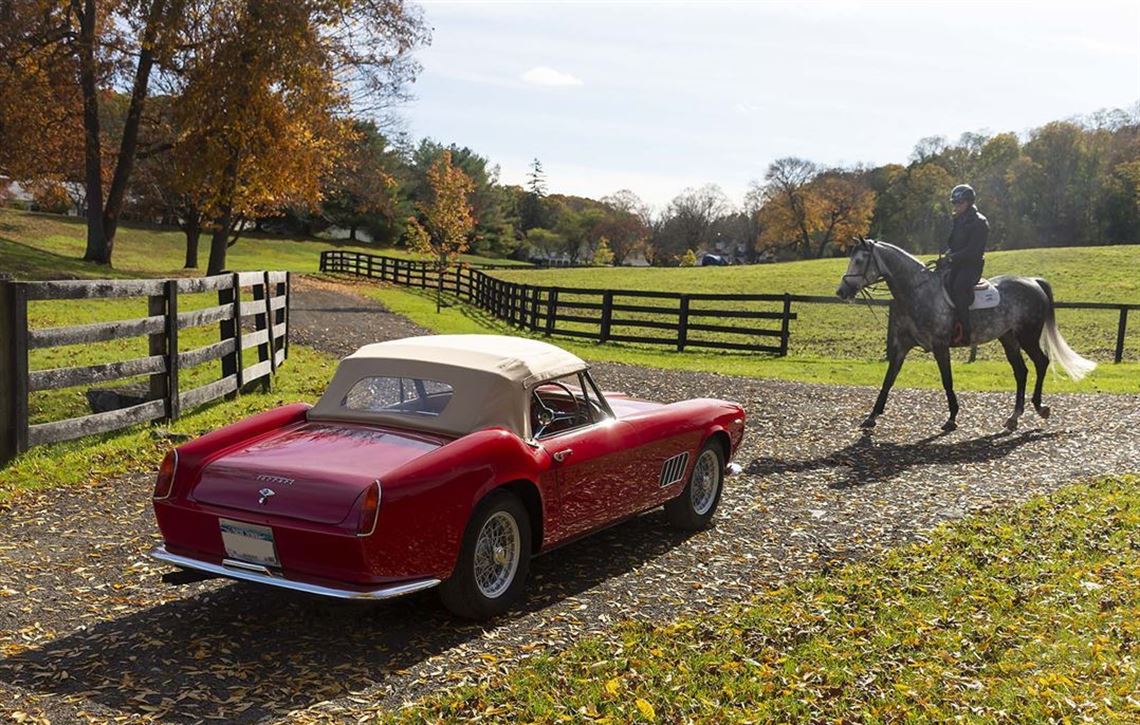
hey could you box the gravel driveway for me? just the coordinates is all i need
[2,276,1138,724]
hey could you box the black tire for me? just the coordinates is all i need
[439,490,531,620]
[664,442,725,530]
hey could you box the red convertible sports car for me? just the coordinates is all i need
[152,334,745,618]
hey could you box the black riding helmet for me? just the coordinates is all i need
[950,184,976,205]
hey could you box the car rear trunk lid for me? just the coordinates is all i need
[192,422,446,524]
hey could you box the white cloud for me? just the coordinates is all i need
[521,66,583,88]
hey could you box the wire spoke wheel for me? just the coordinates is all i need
[472,511,521,599]
[689,448,721,515]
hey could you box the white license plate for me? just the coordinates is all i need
[219,519,280,568]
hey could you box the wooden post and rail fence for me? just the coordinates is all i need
[320,249,1138,367]
[0,271,290,464]
[320,250,798,356]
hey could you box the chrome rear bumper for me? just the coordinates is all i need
[150,545,441,601]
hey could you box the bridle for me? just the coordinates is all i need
[843,239,889,322]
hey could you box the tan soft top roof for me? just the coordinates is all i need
[308,335,587,437]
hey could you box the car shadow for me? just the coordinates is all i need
[0,511,693,723]
[746,427,1060,489]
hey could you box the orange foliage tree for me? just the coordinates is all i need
[406,150,475,311]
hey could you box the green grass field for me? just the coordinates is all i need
[381,474,1140,724]
[363,284,1140,393]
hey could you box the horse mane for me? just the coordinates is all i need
[869,239,927,272]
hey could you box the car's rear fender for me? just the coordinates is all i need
[372,427,549,580]
[166,403,312,500]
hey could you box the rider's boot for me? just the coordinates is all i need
[951,311,972,347]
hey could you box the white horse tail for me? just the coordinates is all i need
[1035,278,1097,381]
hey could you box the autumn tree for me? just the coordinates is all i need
[0,0,191,264]
[592,238,615,266]
[758,161,875,258]
[756,157,818,258]
[597,189,649,265]
[0,2,85,187]
[169,0,428,274]
[406,150,475,311]
[408,140,516,256]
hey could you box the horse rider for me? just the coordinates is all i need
[943,183,989,345]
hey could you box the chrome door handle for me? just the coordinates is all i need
[552,449,573,463]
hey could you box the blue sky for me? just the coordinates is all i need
[402,1,1140,209]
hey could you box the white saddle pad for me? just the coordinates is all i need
[943,278,1001,310]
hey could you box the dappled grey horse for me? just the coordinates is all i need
[836,239,1096,432]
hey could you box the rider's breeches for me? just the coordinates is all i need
[948,260,984,313]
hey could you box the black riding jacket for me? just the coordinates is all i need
[946,206,989,266]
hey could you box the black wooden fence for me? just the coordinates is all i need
[321,249,1139,366]
[0,271,290,463]
[320,250,797,355]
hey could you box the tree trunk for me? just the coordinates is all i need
[207,209,233,275]
[183,208,201,268]
[349,224,357,241]
[77,0,108,264]
[206,152,240,275]
[102,0,167,247]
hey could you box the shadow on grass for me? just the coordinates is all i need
[0,510,693,723]
[747,427,1061,489]
[0,237,130,281]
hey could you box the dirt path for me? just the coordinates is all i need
[2,277,1138,724]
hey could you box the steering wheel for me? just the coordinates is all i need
[531,382,586,437]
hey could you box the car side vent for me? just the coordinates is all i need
[659,452,689,488]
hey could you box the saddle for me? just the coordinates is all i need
[941,276,1000,310]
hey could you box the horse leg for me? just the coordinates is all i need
[999,333,1027,431]
[862,344,910,429]
[932,345,959,431]
[1020,333,1051,419]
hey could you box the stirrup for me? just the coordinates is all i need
[950,321,966,346]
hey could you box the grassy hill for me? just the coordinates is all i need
[0,208,526,280]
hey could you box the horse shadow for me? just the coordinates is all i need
[0,511,693,724]
[747,427,1061,489]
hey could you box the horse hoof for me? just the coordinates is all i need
[860,416,877,430]
[1005,417,1019,432]
[941,420,957,432]
[1038,406,1051,420]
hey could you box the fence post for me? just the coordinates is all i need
[262,271,278,376]
[164,280,181,420]
[0,281,29,463]
[148,288,169,417]
[779,293,792,357]
[599,291,614,343]
[284,271,291,361]
[530,286,540,331]
[545,288,559,336]
[1115,307,1128,364]
[219,273,244,394]
[677,295,690,352]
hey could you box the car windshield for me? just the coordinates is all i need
[530,371,610,438]
[343,376,454,417]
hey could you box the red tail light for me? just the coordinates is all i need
[153,450,178,500]
[356,480,381,537]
